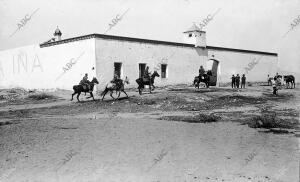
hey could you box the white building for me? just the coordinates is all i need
[0,25,278,90]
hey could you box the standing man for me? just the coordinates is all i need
[235,74,240,88]
[272,77,278,95]
[241,74,246,88]
[231,75,236,88]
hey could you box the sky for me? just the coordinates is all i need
[0,0,299,73]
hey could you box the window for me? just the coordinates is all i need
[161,64,167,78]
[139,63,146,78]
[114,62,122,78]
[188,33,192,37]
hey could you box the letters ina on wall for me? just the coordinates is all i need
[0,51,43,78]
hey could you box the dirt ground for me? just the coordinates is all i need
[0,84,299,182]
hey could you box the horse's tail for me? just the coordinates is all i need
[73,85,79,92]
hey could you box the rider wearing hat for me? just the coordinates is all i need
[199,65,205,79]
[80,73,90,91]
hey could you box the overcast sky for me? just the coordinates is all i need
[0,0,299,73]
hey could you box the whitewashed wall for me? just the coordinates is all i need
[0,36,278,90]
[207,50,278,83]
[0,39,96,90]
[95,38,207,90]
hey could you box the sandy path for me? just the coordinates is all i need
[0,86,299,182]
[0,113,298,182]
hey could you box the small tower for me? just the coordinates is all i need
[54,26,62,41]
[183,24,206,47]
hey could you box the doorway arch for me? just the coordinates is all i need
[206,59,219,86]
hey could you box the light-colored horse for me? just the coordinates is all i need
[101,76,130,100]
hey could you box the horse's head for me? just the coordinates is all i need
[91,77,99,84]
[124,76,130,84]
[152,71,160,78]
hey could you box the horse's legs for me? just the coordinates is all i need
[122,90,129,98]
[71,92,76,101]
[102,90,108,100]
[151,85,155,91]
[90,92,95,101]
[294,81,296,88]
[110,91,115,100]
[117,91,121,99]
[77,92,81,102]
[138,85,142,95]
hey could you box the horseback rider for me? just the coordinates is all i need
[79,73,91,91]
[111,72,122,90]
[144,66,151,81]
[199,65,205,79]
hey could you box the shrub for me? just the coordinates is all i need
[27,92,55,100]
[159,113,221,123]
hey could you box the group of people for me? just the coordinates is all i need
[79,66,153,92]
[231,74,246,89]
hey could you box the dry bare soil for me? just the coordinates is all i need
[0,85,299,182]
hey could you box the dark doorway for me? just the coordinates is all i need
[139,63,146,78]
[207,59,219,86]
[114,62,122,78]
[161,64,167,78]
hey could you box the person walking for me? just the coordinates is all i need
[241,74,246,88]
[272,77,278,95]
[235,74,240,88]
[231,75,236,88]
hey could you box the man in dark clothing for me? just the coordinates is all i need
[79,73,90,91]
[231,75,236,88]
[111,72,122,90]
[241,74,246,88]
[143,66,151,81]
[199,65,205,79]
[235,74,240,88]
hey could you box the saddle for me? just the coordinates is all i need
[142,76,150,82]
[111,79,123,90]
[82,84,91,92]
[195,76,204,80]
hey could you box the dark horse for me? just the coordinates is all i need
[136,71,160,95]
[101,77,130,100]
[284,75,295,88]
[193,71,212,89]
[71,77,99,102]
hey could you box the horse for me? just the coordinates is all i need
[101,76,130,100]
[284,75,295,88]
[193,71,212,89]
[71,77,99,102]
[136,71,160,95]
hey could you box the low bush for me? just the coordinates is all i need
[159,113,221,123]
[27,92,56,100]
